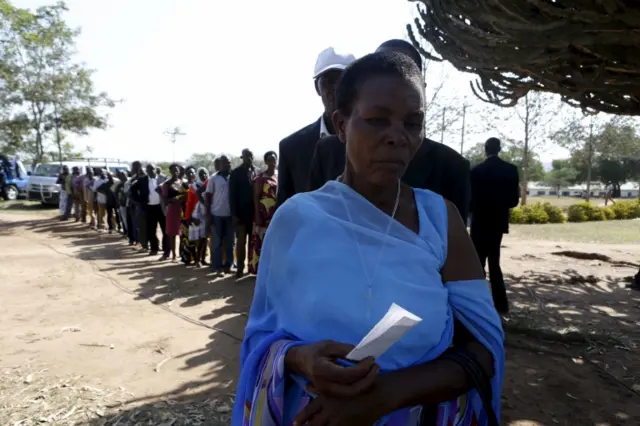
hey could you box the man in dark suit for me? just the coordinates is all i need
[276,47,355,207]
[470,137,520,314]
[128,161,148,250]
[307,39,471,219]
[229,149,257,277]
[130,163,169,258]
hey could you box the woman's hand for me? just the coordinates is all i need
[286,341,379,398]
[293,388,389,426]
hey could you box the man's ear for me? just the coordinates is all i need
[332,110,347,145]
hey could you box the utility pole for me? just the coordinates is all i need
[163,127,186,162]
[460,103,467,154]
[440,107,446,143]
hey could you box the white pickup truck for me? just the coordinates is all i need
[27,160,130,206]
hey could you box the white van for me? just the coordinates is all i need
[28,158,130,206]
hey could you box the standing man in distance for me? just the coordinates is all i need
[470,137,520,314]
[92,168,108,230]
[145,164,169,258]
[205,155,234,274]
[82,167,96,227]
[276,47,355,207]
[229,149,257,278]
[308,39,471,219]
[129,161,148,250]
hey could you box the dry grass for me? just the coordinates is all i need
[0,365,232,426]
[510,219,640,244]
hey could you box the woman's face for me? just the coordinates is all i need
[170,165,180,179]
[334,75,424,186]
[198,169,208,182]
[265,154,277,169]
[186,168,196,181]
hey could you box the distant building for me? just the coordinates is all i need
[527,181,639,198]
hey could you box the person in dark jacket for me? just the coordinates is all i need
[229,149,257,277]
[307,39,471,219]
[129,161,148,249]
[470,137,520,314]
[276,47,355,207]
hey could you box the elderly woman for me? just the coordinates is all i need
[234,52,504,426]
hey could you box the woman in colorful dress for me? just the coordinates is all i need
[233,52,504,426]
[183,167,206,266]
[161,164,188,262]
[248,151,278,275]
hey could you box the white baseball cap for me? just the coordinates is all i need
[313,47,356,79]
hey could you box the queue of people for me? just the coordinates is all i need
[48,40,525,426]
[56,149,280,278]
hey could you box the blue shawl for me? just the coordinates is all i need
[234,181,504,425]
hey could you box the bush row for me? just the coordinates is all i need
[509,199,640,224]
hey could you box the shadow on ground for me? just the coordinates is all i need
[3,217,640,425]
[0,200,55,212]
[4,217,253,404]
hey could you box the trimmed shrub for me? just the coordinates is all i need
[602,207,616,220]
[610,199,640,220]
[510,207,527,224]
[567,203,589,222]
[541,202,566,223]
[521,203,549,224]
[567,201,608,222]
[509,198,638,224]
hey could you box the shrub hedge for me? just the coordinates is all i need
[509,199,640,224]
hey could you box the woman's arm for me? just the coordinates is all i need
[375,200,494,412]
[253,178,262,225]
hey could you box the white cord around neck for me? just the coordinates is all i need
[336,178,402,319]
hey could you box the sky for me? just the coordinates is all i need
[14,0,571,164]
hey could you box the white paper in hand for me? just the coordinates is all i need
[346,303,422,361]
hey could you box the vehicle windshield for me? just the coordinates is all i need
[109,166,129,175]
[33,164,63,177]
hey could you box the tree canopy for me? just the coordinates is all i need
[0,0,115,166]
[553,116,640,187]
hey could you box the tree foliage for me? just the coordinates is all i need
[555,116,640,188]
[0,0,115,166]
[543,159,578,196]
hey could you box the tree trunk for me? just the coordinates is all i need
[34,130,44,166]
[521,97,530,205]
[440,107,446,143]
[53,103,63,162]
[460,104,466,154]
[585,117,594,202]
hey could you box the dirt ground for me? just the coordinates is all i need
[0,211,638,426]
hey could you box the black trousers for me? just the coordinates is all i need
[106,204,120,231]
[146,204,169,255]
[634,267,640,289]
[126,207,136,243]
[471,226,509,313]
